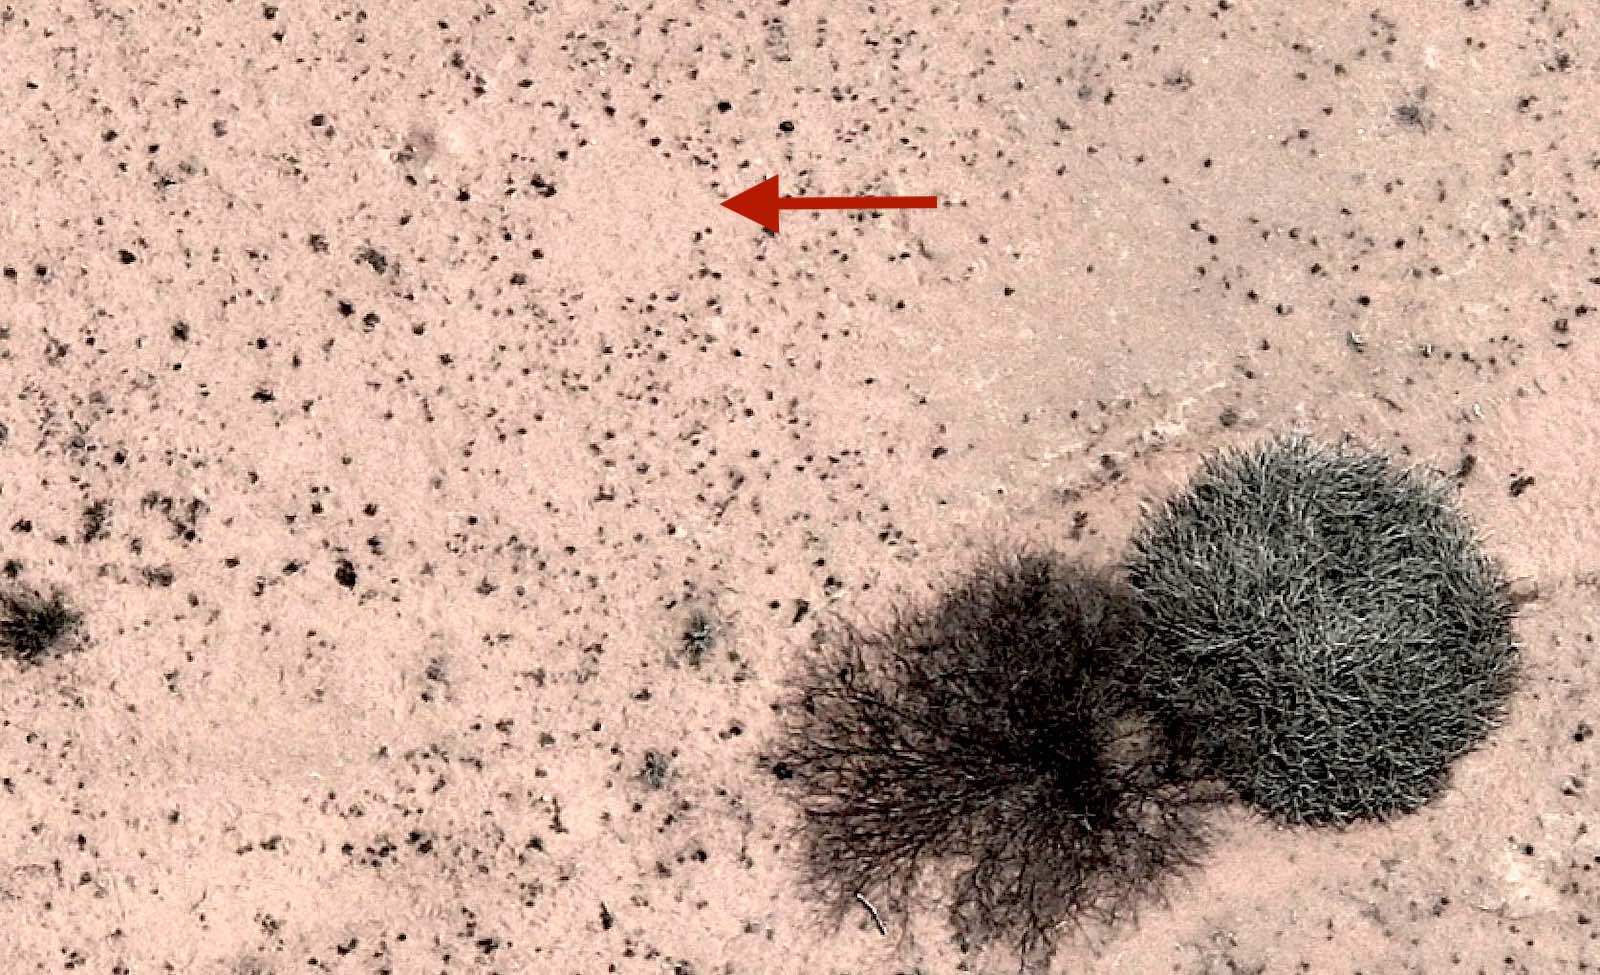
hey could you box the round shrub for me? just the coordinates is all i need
[0,587,81,667]
[765,550,1203,961]
[1124,434,1519,824]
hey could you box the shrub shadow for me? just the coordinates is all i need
[764,547,1210,966]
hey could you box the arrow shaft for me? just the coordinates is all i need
[778,194,938,211]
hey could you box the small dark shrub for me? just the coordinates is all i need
[1124,434,1519,824]
[681,608,717,667]
[766,550,1204,963]
[0,587,82,666]
[640,750,673,790]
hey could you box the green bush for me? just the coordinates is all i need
[1124,434,1519,824]
[765,550,1203,961]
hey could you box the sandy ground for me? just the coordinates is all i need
[2,1,1598,972]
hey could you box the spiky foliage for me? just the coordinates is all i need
[766,551,1205,963]
[0,588,82,666]
[1124,434,1519,824]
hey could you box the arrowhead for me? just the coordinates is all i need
[721,175,781,232]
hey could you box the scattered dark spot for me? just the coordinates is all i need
[358,247,388,274]
[1393,103,1432,130]
[141,492,206,542]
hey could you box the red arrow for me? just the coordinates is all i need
[721,175,938,233]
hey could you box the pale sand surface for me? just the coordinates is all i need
[2,2,1597,972]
